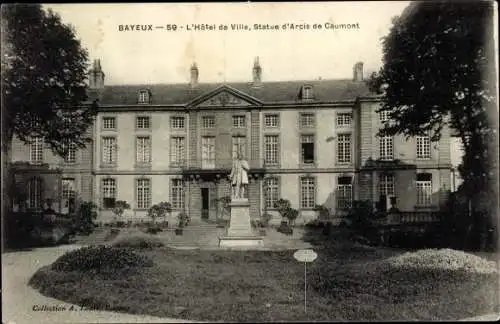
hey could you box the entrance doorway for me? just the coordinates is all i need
[201,188,210,219]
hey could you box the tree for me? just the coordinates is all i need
[147,202,172,224]
[2,4,98,157]
[368,1,498,248]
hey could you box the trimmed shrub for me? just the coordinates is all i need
[51,245,153,273]
[384,248,498,275]
[75,202,98,235]
[111,231,164,249]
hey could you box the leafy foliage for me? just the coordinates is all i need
[147,201,172,223]
[313,204,331,220]
[1,4,98,156]
[260,212,273,228]
[274,198,291,216]
[51,245,153,273]
[112,200,130,221]
[177,212,190,228]
[75,201,98,235]
[111,231,164,249]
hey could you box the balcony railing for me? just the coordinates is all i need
[178,158,274,171]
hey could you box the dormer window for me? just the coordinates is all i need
[138,90,150,104]
[301,85,314,100]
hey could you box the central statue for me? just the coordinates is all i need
[229,152,249,199]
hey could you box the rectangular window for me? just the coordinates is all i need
[136,178,151,209]
[27,177,42,209]
[300,113,315,128]
[337,134,352,163]
[170,179,184,209]
[264,114,279,128]
[300,177,316,209]
[302,86,313,99]
[136,116,150,129]
[102,137,117,164]
[337,113,352,128]
[379,110,389,122]
[136,136,151,164]
[300,134,315,164]
[416,173,432,206]
[64,143,77,163]
[379,174,395,196]
[232,136,247,159]
[170,137,185,167]
[202,116,215,129]
[232,115,246,128]
[380,136,394,160]
[102,178,116,209]
[138,91,149,104]
[264,177,279,209]
[62,178,76,213]
[103,117,116,130]
[171,116,185,130]
[337,176,353,210]
[264,135,279,165]
[416,136,431,159]
[30,136,44,164]
[201,136,215,169]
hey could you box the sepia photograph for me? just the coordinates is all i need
[1,1,499,323]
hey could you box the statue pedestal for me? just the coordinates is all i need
[219,198,264,249]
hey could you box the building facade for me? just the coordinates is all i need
[10,58,452,225]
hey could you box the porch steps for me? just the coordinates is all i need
[167,224,224,248]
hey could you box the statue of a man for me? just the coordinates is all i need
[229,152,249,199]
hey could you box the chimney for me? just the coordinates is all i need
[353,61,364,82]
[190,62,199,87]
[89,59,105,89]
[252,56,262,86]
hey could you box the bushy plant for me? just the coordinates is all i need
[260,212,272,228]
[111,231,164,249]
[177,212,190,228]
[274,198,291,218]
[75,201,98,235]
[314,204,331,220]
[51,245,153,273]
[147,201,172,224]
[345,200,381,244]
[112,200,130,222]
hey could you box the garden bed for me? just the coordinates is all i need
[28,244,498,322]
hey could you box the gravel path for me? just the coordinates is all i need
[2,245,200,324]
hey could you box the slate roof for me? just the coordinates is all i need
[90,79,373,106]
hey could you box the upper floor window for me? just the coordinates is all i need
[379,136,394,161]
[264,114,279,128]
[102,137,117,164]
[202,116,215,129]
[201,136,216,169]
[64,143,77,163]
[300,134,315,164]
[170,136,186,167]
[30,136,44,164]
[138,90,150,104]
[136,136,151,164]
[300,113,315,128]
[136,116,151,129]
[232,115,246,128]
[337,133,352,163]
[232,136,247,159]
[102,117,116,130]
[171,116,185,130]
[264,135,279,166]
[416,135,431,159]
[379,110,389,122]
[337,113,352,128]
[301,85,313,100]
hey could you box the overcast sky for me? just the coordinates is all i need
[45,2,411,85]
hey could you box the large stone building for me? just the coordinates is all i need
[10,58,452,224]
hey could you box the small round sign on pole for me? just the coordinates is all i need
[293,249,317,313]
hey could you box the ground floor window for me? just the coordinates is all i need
[337,176,353,210]
[416,173,432,206]
[300,177,316,209]
[102,178,116,209]
[27,177,42,209]
[62,178,76,213]
[170,179,184,209]
[264,177,279,209]
[136,178,151,209]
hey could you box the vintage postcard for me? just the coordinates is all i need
[2,1,499,323]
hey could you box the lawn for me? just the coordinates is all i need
[28,234,499,322]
